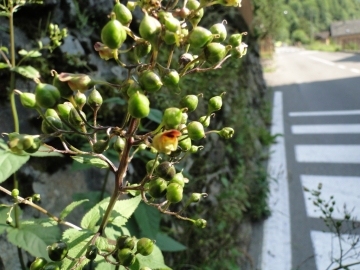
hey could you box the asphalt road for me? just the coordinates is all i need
[261,47,360,270]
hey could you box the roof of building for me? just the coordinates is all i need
[330,19,360,37]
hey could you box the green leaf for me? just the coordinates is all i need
[73,191,109,212]
[61,228,93,270]
[135,245,171,270]
[59,199,89,220]
[18,49,41,57]
[0,150,29,183]
[111,196,142,227]
[95,261,116,270]
[0,62,9,69]
[0,138,8,150]
[0,205,22,234]
[7,219,61,260]
[103,97,126,105]
[11,65,40,79]
[147,108,163,124]
[155,233,186,252]
[0,47,9,54]
[80,197,110,230]
[133,202,160,239]
[28,145,64,157]
[71,155,109,169]
[0,12,11,17]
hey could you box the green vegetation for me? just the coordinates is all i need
[253,0,360,43]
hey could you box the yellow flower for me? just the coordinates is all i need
[152,130,182,155]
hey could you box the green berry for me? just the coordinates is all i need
[92,139,109,154]
[136,238,154,256]
[186,0,204,27]
[47,241,68,261]
[68,108,86,128]
[170,172,185,188]
[204,43,227,65]
[194,218,207,228]
[30,257,48,270]
[114,136,126,152]
[113,2,132,26]
[180,95,198,112]
[139,13,161,45]
[208,95,223,113]
[74,91,86,110]
[199,115,210,127]
[219,127,234,139]
[41,116,62,134]
[188,26,213,48]
[210,23,227,42]
[117,248,136,266]
[20,92,37,109]
[148,177,167,198]
[166,183,183,203]
[155,161,176,180]
[101,16,127,49]
[57,102,74,120]
[187,121,205,140]
[42,262,60,270]
[35,83,60,109]
[163,107,182,129]
[24,137,42,153]
[139,70,163,93]
[134,41,152,61]
[116,235,136,250]
[161,69,180,88]
[178,135,192,151]
[85,245,98,261]
[87,88,103,110]
[11,189,19,197]
[128,92,150,118]
[146,159,160,174]
[229,33,243,47]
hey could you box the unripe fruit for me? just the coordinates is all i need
[20,92,37,109]
[42,262,60,270]
[204,43,227,65]
[163,107,182,129]
[30,257,48,270]
[128,92,150,118]
[114,136,126,152]
[92,139,109,154]
[45,108,59,118]
[136,238,154,256]
[24,137,41,153]
[155,161,176,180]
[113,2,132,26]
[41,116,62,134]
[166,183,183,203]
[208,95,223,113]
[180,95,198,112]
[194,218,207,228]
[57,102,73,120]
[187,121,205,140]
[116,235,135,250]
[85,245,98,261]
[11,189,19,197]
[139,70,163,93]
[101,17,127,49]
[117,248,136,266]
[181,113,188,124]
[21,135,34,150]
[199,115,210,127]
[148,177,167,198]
[170,172,185,188]
[68,108,86,128]
[139,13,161,45]
[186,0,204,27]
[87,88,103,110]
[210,23,227,42]
[126,81,143,97]
[52,70,73,100]
[74,91,86,110]
[47,241,68,261]
[35,83,60,108]
[188,26,213,48]
[229,33,243,47]
[179,53,195,69]
[146,159,159,174]
[178,135,192,151]
[134,41,152,61]
[161,69,180,88]
[218,127,234,139]
[164,16,180,32]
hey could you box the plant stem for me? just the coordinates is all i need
[97,118,139,236]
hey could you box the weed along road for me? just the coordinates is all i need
[261,47,360,270]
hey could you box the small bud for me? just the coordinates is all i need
[19,92,37,109]
[11,189,19,198]
[113,136,126,153]
[194,218,207,228]
[6,217,13,225]
[75,91,87,110]
[87,88,103,110]
[208,94,224,114]
[33,194,41,201]
[92,139,109,154]
[138,143,147,151]
[218,127,234,139]
[187,121,205,140]
[179,95,198,112]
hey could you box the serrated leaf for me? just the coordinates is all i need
[111,196,142,227]
[11,65,40,79]
[0,150,29,183]
[0,63,9,69]
[60,199,89,220]
[18,49,41,57]
[134,202,160,239]
[80,197,110,230]
[135,245,171,270]
[147,108,163,124]
[7,219,61,260]
[155,233,186,252]
[28,145,64,157]
[61,228,94,270]
[71,155,109,169]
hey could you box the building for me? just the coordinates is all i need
[330,19,360,50]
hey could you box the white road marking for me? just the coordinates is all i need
[262,92,292,270]
[311,231,360,270]
[338,65,346,69]
[295,145,360,163]
[350,68,360,74]
[291,124,360,134]
[308,56,335,66]
[301,175,360,220]
[289,110,360,117]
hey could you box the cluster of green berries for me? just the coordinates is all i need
[29,241,68,270]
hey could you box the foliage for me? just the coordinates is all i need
[0,0,250,269]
